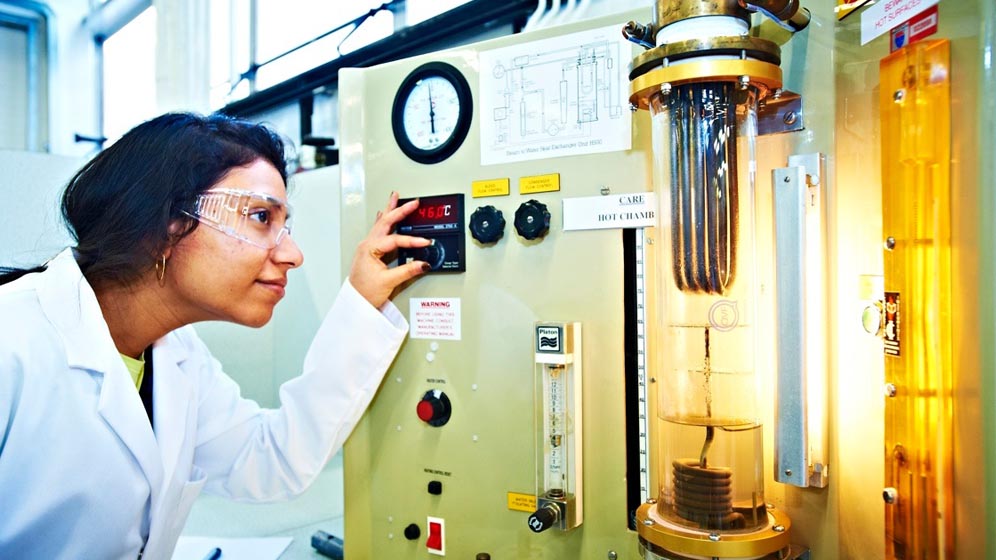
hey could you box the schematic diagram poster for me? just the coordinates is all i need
[479,24,632,166]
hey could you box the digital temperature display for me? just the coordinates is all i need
[400,193,462,230]
[397,193,465,272]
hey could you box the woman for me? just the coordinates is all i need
[0,113,430,559]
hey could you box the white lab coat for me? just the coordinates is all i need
[0,248,407,559]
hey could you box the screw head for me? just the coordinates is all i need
[738,75,750,89]
[643,519,655,526]
[629,103,638,112]
[884,236,896,250]
[883,487,898,504]
[661,82,672,94]
[708,533,721,542]
[783,110,798,125]
[884,383,898,397]
[784,469,793,476]
[773,524,786,533]
[893,89,905,102]
[608,552,618,560]
[646,498,657,504]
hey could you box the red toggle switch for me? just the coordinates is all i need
[426,516,444,555]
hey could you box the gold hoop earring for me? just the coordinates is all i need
[155,254,167,287]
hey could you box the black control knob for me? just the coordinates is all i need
[427,480,443,495]
[527,503,560,533]
[514,199,551,240]
[469,205,506,244]
[404,523,421,540]
[476,554,492,560]
[414,240,445,270]
[416,389,452,427]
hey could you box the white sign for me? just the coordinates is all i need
[410,298,461,340]
[861,0,939,45]
[562,193,657,231]
[479,24,633,166]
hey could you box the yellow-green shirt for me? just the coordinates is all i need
[120,353,145,390]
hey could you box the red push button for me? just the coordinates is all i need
[416,390,451,426]
[417,400,436,422]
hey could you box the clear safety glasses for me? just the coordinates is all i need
[181,188,293,250]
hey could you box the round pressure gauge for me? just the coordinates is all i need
[391,62,473,164]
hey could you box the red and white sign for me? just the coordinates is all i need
[410,298,461,340]
[890,5,939,51]
[862,0,940,45]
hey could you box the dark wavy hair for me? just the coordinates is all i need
[0,112,287,287]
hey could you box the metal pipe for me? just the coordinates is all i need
[739,0,811,32]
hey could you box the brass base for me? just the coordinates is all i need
[629,36,782,80]
[636,502,792,559]
[629,58,783,110]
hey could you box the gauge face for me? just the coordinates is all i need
[392,62,473,164]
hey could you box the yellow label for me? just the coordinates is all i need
[519,173,560,194]
[472,178,510,198]
[507,492,537,512]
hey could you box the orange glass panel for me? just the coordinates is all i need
[879,39,953,559]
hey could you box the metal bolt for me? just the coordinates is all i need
[647,498,657,504]
[600,186,611,195]
[885,236,896,250]
[773,524,786,533]
[893,89,905,102]
[646,237,654,245]
[608,552,618,560]
[783,175,791,183]
[629,103,638,112]
[784,469,793,476]
[643,519,655,526]
[661,82,672,95]
[773,88,783,99]
[709,533,721,542]
[883,487,898,504]
[884,383,898,398]
[650,377,657,383]
[738,75,750,90]
[783,110,798,126]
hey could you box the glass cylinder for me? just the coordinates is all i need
[649,81,767,533]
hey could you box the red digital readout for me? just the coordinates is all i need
[418,204,452,220]
[401,194,461,227]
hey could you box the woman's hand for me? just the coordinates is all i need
[349,191,432,308]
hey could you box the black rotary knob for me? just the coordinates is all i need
[527,503,560,533]
[514,199,551,240]
[404,523,421,540]
[469,205,506,244]
[414,240,445,270]
[416,389,452,427]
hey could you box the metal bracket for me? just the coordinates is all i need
[759,93,805,136]
[772,152,828,489]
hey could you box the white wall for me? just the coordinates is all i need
[0,149,81,267]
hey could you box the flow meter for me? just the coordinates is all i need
[528,322,583,533]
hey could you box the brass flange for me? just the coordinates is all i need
[629,36,782,81]
[636,502,792,559]
[629,58,783,111]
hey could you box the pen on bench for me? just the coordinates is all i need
[203,547,222,560]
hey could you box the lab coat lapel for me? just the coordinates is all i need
[36,249,165,497]
[150,338,194,489]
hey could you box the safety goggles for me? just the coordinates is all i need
[181,188,293,250]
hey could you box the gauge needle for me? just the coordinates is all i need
[427,83,436,134]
